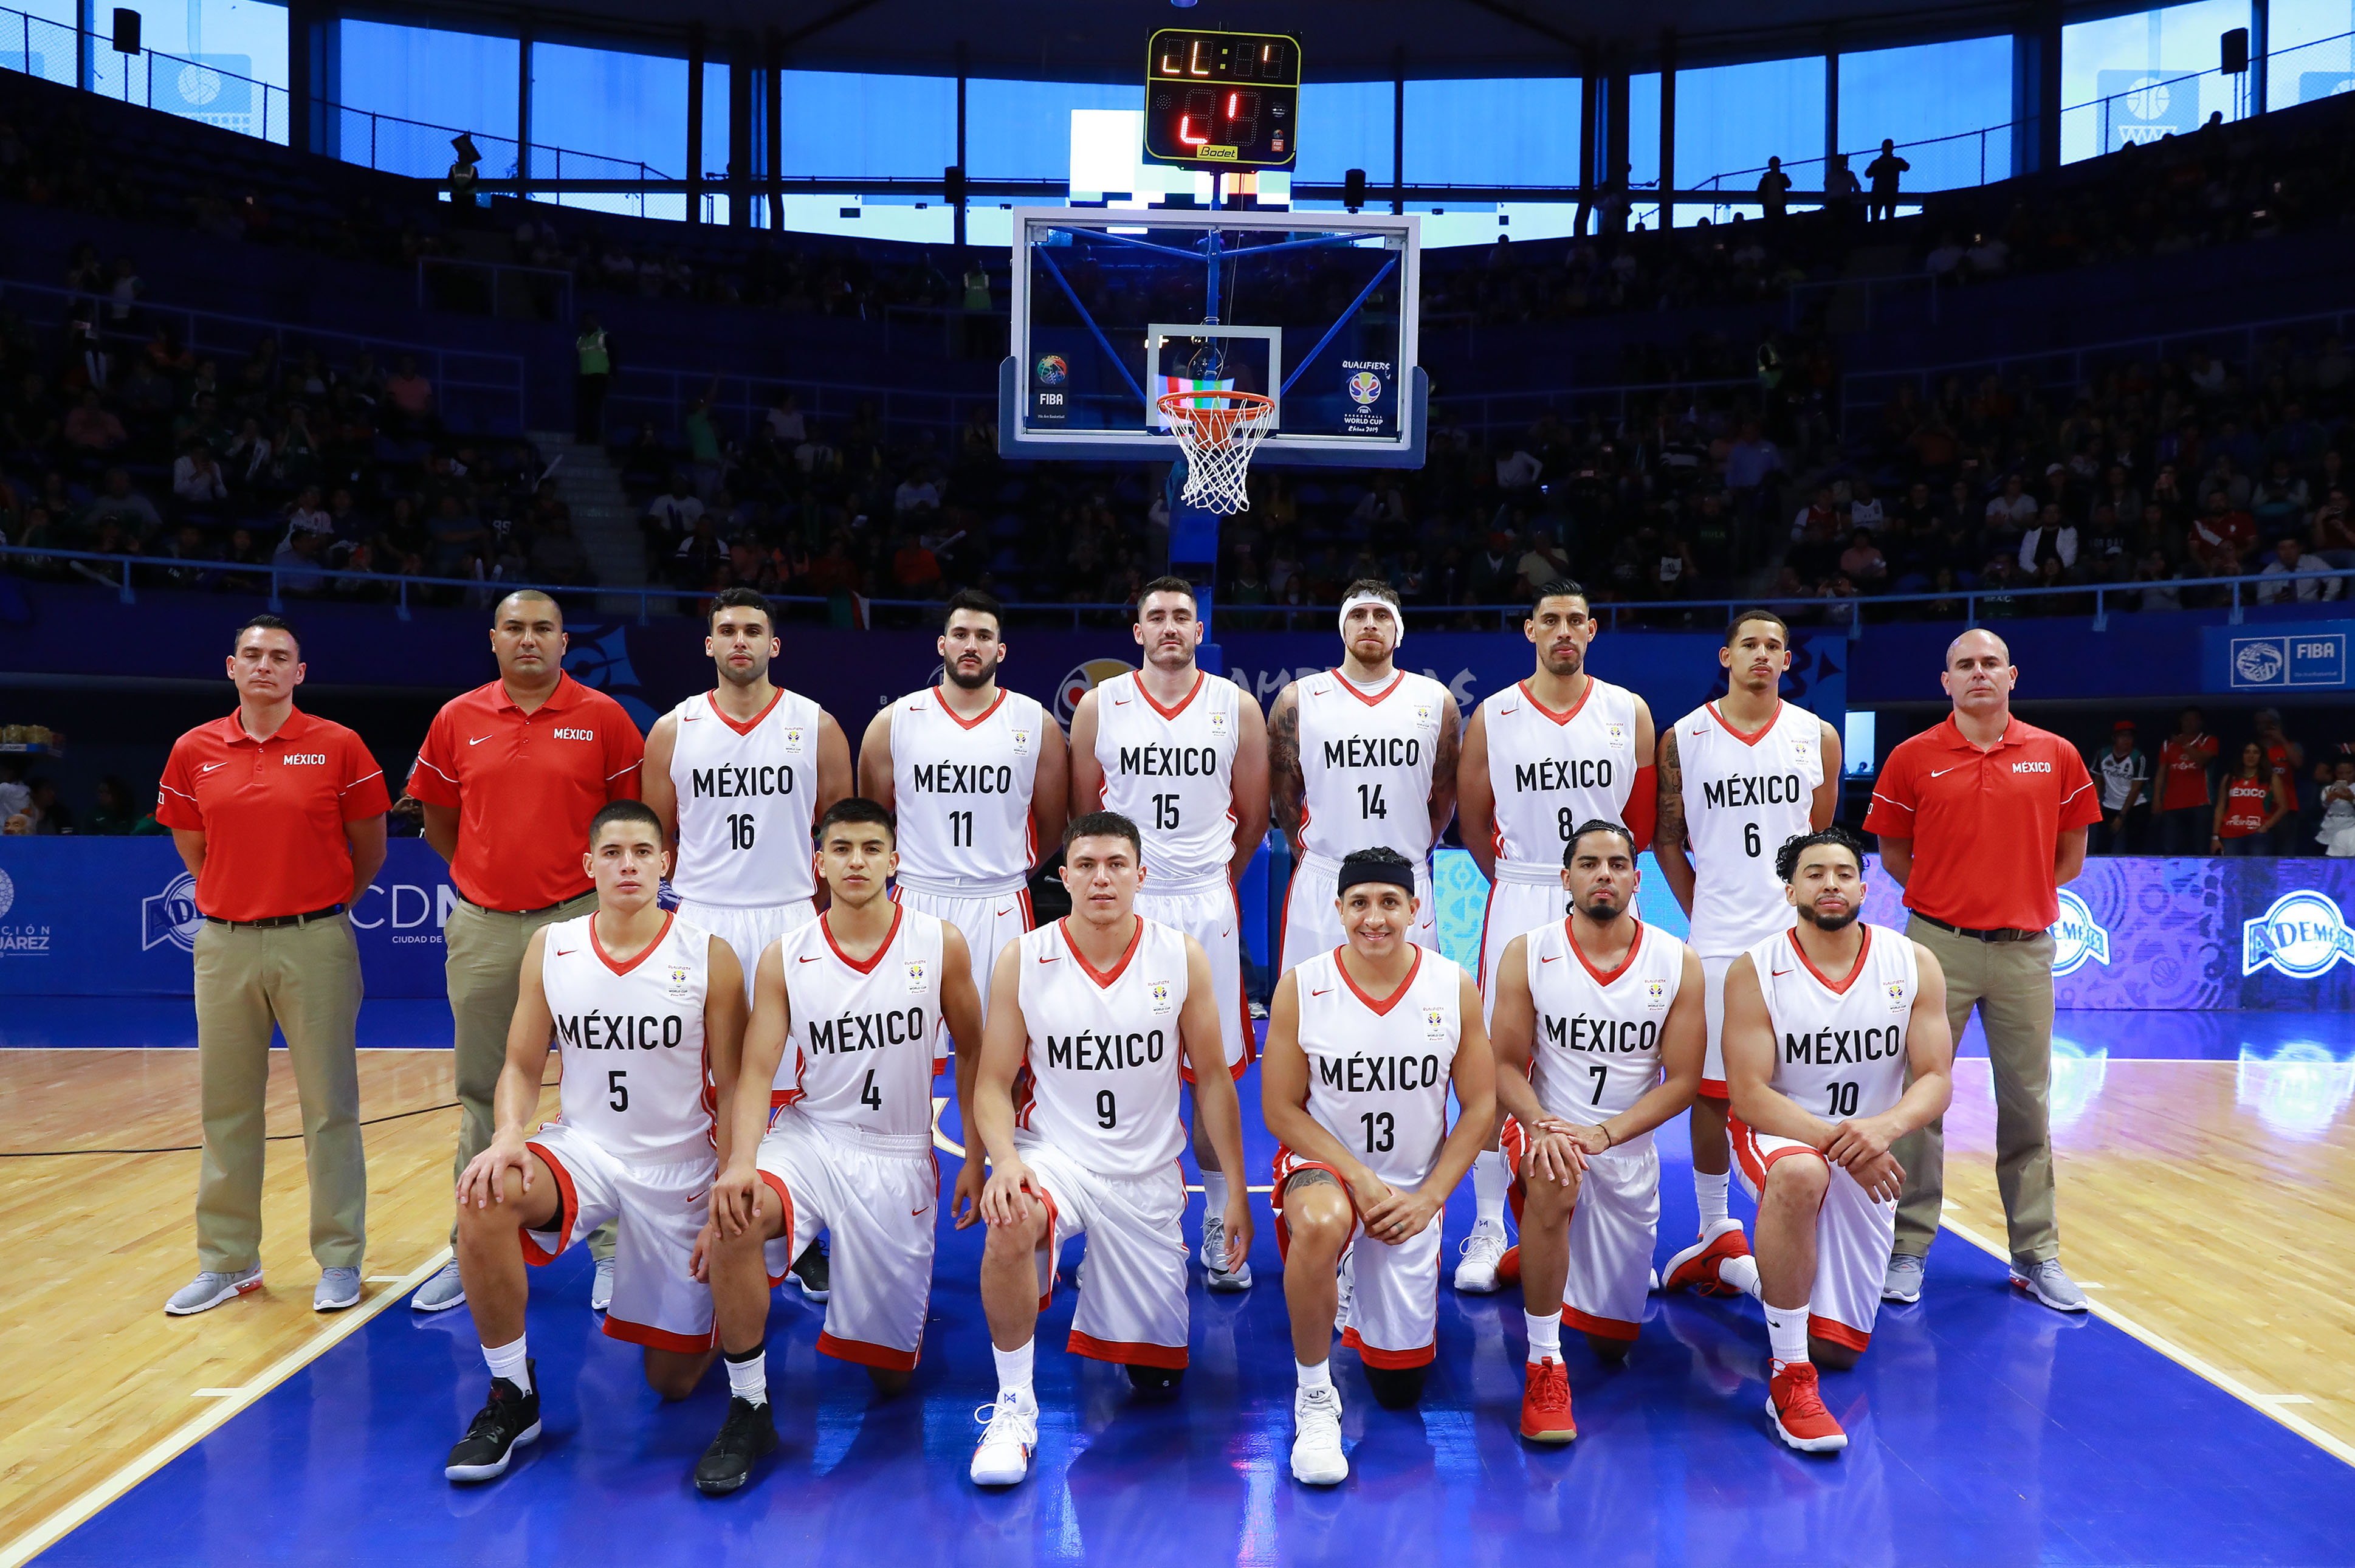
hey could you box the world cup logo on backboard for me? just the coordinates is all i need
[1035,354,1068,387]
[1348,370,1383,406]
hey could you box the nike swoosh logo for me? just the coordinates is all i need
[799,955,823,963]
[556,949,577,957]
[469,735,492,746]
[1540,955,1561,963]
[1772,967,1793,977]
[1112,698,1130,706]
[1038,954,1060,963]
[682,713,703,721]
[199,762,227,774]
[911,1204,931,1217]
[1310,988,1332,997]
[1220,927,1233,938]
[1929,765,1963,777]
[997,908,1014,918]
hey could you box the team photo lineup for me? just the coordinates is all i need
[157,569,2114,1499]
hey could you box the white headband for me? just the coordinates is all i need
[1338,592,1403,648]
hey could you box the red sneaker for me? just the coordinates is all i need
[1766,1363,1848,1453]
[1519,1357,1576,1443]
[1661,1219,1751,1299]
[1496,1244,1521,1287]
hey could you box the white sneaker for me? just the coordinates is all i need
[970,1391,1039,1487]
[591,1256,614,1313]
[314,1268,362,1312]
[1201,1214,1253,1292]
[1290,1386,1348,1485]
[1454,1221,1509,1293]
[1333,1246,1356,1332]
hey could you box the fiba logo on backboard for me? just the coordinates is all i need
[2047,889,2111,977]
[143,872,205,953]
[1057,659,1135,724]
[2242,890,2355,978]
[1034,355,1068,387]
[1347,370,1383,406]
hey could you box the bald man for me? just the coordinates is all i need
[1860,630,2102,1313]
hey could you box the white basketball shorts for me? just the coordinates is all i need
[523,1119,716,1352]
[1502,1115,1659,1344]
[1730,1115,1893,1357]
[1281,852,1437,978]
[1271,1147,1442,1369]
[892,873,1034,1046]
[1132,874,1251,1081]
[1016,1139,1190,1369]
[675,896,820,1002]
[756,1109,938,1370]
[1475,870,1569,1025]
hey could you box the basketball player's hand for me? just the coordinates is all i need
[1849,1150,1905,1203]
[1823,1116,1895,1169]
[688,1219,718,1283]
[1347,1171,1395,1220]
[981,1160,1039,1227]
[951,1157,988,1229]
[710,1160,763,1238]
[1524,1126,1589,1186]
[1361,1186,1443,1246]
[1219,1193,1253,1274]
[456,1136,531,1210]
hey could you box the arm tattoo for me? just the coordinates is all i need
[1268,687,1304,852]
[1654,729,1686,849]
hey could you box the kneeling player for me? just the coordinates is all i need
[690,798,984,1494]
[444,801,747,1482]
[1262,848,1493,1484]
[1486,821,1703,1443]
[966,812,1251,1488]
[1713,827,1953,1453]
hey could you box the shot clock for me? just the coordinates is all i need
[1142,28,1301,170]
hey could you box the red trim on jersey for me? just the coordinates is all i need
[1807,1315,1872,1353]
[706,686,786,738]
[1059,915,1146,989]
[1329,667,1406,706]
[517,1139,580,1263]
[1699,1078,1729,1101]
[933,685,1009,730]
[1135,670,1207,721]
[603,1315,718,1353]
[1564,1307,1641,1343]
[757,1169,800,1286]
[1567,916,1645,988]
[591,909,675,977]
[1343,1326,1437,1368]
[1269,1149,1361,1261]
[1787,925,1873,996]
[1516,676,1592,726]
[1068,1330,1188,1369]
[1707,699,1783,746]
[819,1330,921,1370]
[1335,944,1425,1016]
[820,902,904,975]
[1728,1117,1832,1208]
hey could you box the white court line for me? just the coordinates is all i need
[1940,1216,2354,1470]
[930,1098,1273,1192]
[189,1389,242,1398]
[0,1249,452,1568]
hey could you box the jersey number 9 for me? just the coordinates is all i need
[1096,1089,1118,1129]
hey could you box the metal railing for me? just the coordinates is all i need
[605,368,997,456]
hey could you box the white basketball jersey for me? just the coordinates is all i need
[773,907,944,1144]
[1746,923,1916,1122]
[1092,670,1242,885]
[1674,701,1825,956]
[668,687,823,907]
[1296,668,1450,861]
[1524,917,1684,1153]
[1292,946,1462,1190]
[540,911,713,1163]
[889,686,1045,884]
[1011,916,1191,1177]
[1480,676,1640,870]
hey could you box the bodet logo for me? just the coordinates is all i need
[2047,888,2111,977]
[2242,890,2355,979]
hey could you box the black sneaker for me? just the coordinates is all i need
[444,1369,542,1483]
[788,1240,830,1303]
[694,1396,779,1496]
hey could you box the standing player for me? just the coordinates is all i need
[1697,827,1953,1453]
[689,799,985,1495]
[1653,609,1838,1296]
[1486,821,1704,1443]
[1068,577,1268,1291]
[964,813,1252,1488]
[1260,848,1493,1484]
[1270,579,1460,972]
[441,800,746,1483]
[1454,579,1655,1290]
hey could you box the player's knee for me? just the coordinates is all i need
[981,1211,1047,1264]
[865,1364,914,1398]
[1363,1363,1426,1409]
[1519,1170,1576,1223]
[1809,1336,1862,1372]
[1763,1154,1830,1207]
[1584,1332,1632,1362]
[1284,1199,1352,1260]
[645,1353,712,1401]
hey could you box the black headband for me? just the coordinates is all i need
[1337,859,1416,895]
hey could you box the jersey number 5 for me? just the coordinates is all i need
[608,1069,628,1112]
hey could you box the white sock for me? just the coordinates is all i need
[1524,1309,1563,1364]
[1719,1253,1762,1299]
[483,1334,530,1394]
[1694,1169,1730,1229]
[1765,1301,1810,1373]
[993,1339,1036,1403]
[1202,1169,1231,1220]
[1473,1149,1509,1229]
[1296,1357,1332,1392]
[724,1346,767,1407]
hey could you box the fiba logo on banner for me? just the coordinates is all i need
[2241,890,2355,978]
[142,872,205,953]
[2235,642,2286,686]
[2047,889,2112,977]
[1057,658,1135,724]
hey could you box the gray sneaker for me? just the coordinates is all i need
[2011,1259,2090,1313]
[591,1256,616,1313]
[1882,1252,1925,1304]
[315,1267,363,1312]
[412,1260,467,1313]
[165,1266,264,1316]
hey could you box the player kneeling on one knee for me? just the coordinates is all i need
[445,801,748,1484]
[1486,820,1705,1443]
[688,798,987,1496]
[1261,847,1494,1485]
[964,813,1253,1488]
[1717,827,1954,1454]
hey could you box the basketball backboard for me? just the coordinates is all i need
[1000,207,1425,469]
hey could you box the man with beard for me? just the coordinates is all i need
[1452,579,1654,1293]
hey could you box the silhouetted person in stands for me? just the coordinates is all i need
[1866,140,1911,221]
[1757,157,1792,227]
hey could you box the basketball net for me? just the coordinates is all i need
[1158,389,1273,515]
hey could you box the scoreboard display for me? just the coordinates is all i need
[1142,29,1301,170]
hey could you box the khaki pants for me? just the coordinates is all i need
[193,913,365,1272]
[1892,916,2060,1265]
[443,891,610,1255]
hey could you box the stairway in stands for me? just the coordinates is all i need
[528,432,647,615]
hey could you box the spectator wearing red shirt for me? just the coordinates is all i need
[154,614,390,1318]
[1862,629,2103,1315]
[2155,707,2220,854]
[403,589,645,1313]
[2212,740,2293,855]
[2253,707,2308,853]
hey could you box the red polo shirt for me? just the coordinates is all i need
[1863,714,2103,932]
[408,673,644,911]
[2157,732,2217,812]
[156,706,390,921]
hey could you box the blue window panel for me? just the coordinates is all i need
[3,0,80,85]
[698,60,726,182]
[1837,35,2014,192]
[1676,55,1823,196]
[1401,77,1579,187]
[969,78,1135,180]
[531,43,695,181]
[779,68,954,178]
[339,21,518,145]
[2266,0,2355,109]
[1628,69,1660,222]
[2061,0,2248,163]
[1295,80,1394,185]
[98,0,287,142]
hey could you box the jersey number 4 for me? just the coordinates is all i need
[859,1068,883,1110]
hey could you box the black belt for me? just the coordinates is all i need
[462,892,593,917]
[1914,912,2044,944]
[205,903,345,929]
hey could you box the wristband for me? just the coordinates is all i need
[1600,1123,1616,1149]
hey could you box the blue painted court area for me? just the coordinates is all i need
[30,1005,2355,1568]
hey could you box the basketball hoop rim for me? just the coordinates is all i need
[1155,390,1276,418]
